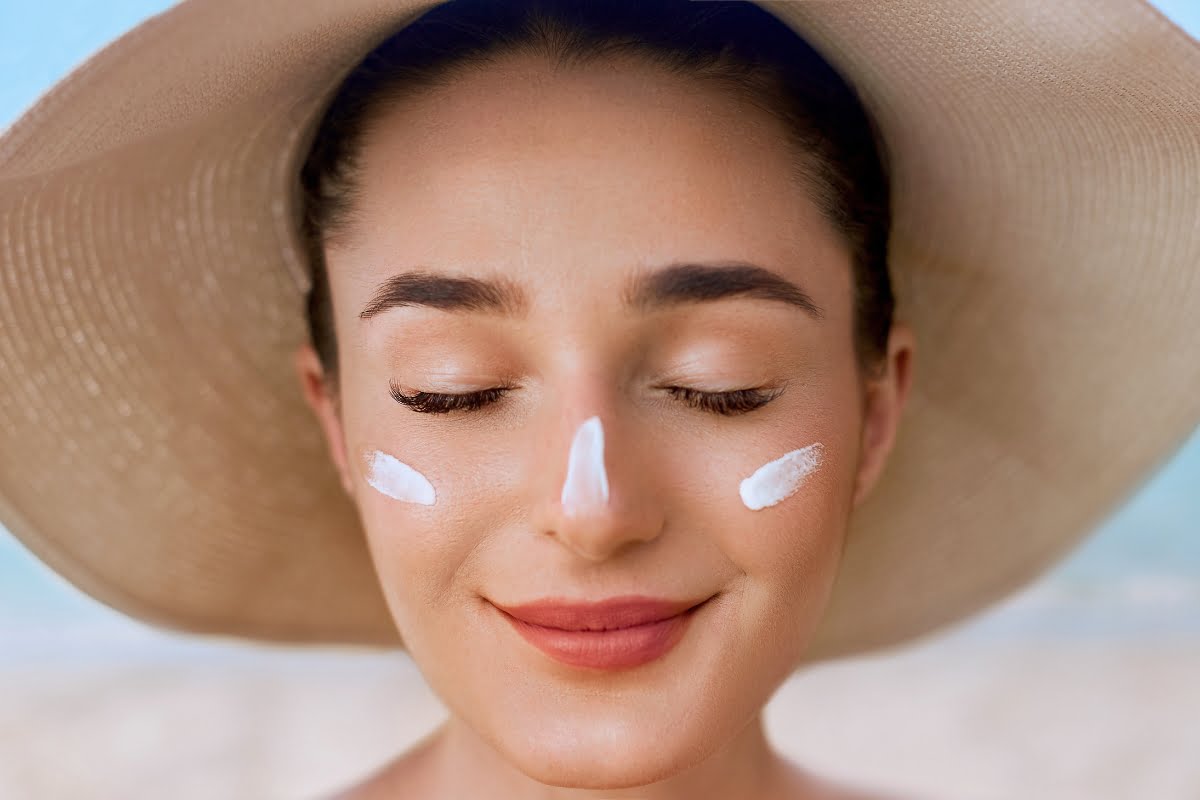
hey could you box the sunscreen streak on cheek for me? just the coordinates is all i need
[739,442,826,511]
[560,416,609,515]
[364,449,437,506]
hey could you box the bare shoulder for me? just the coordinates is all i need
[324,731,442,800]
[777,758,918,800]
[807,779,918,800]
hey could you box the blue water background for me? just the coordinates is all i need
[0,1,1197,661]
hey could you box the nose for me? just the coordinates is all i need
[535,414,666,562]
[561,416,609,513]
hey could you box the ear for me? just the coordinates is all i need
[852,321,916,508]
[293,343,356,498]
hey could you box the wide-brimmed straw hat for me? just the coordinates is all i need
[1,0,1197,662]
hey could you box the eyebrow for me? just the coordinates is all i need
[359,271,527,319]
[358,261,824,322]
[623,261,824,320]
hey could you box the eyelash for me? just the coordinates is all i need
[664,386,783,416]
[388,380,783,417]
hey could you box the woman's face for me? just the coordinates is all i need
[296,53,911,787]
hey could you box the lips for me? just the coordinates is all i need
[490,594,712,670]
[492,594,707,631]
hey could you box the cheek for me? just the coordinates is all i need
[671,414,857,642]
[350,437,487,639]
[672,410,854,558]
[347,399,545,611]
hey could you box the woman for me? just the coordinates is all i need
[0,0,1197,797]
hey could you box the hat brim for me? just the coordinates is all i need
[1,0,1198,661]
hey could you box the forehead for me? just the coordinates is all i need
[335,53,846,306]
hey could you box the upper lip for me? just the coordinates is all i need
[492,594,709,631]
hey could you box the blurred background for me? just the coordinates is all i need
[1,2,1198,799]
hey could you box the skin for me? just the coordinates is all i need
[293,52,914,800]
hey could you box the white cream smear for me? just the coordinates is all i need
[364,449,437,506]
[560,415,610,515]
[739,442,826,511]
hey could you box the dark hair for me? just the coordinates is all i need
[298,0,893,396]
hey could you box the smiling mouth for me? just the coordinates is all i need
[491,595,713,670]
[491,594,712,630]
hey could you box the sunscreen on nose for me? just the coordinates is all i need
[560,415,609,515]
[364,449,437,506]
[739,442,825,511]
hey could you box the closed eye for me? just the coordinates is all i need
[663,385,784,416]
[389,380,508,414]
[389,380,784,416]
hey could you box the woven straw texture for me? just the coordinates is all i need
[0,0,1197,661]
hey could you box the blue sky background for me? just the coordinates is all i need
[0,1,1197,654]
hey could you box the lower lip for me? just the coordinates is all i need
[496,601,706,671]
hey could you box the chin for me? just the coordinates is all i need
[501,715,710,790]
